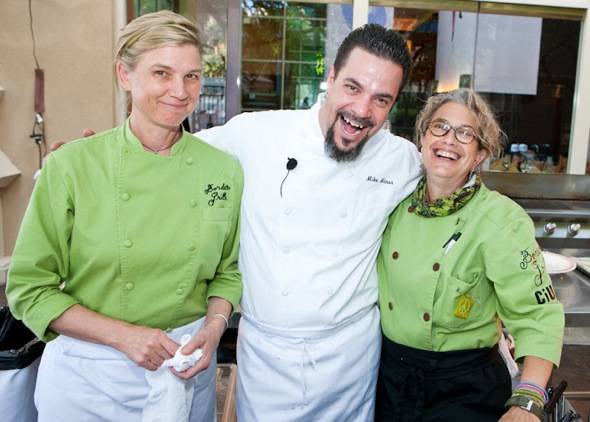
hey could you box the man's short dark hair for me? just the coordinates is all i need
[333,24,412,92]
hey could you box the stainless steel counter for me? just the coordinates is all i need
[550,249,590,328]
[553,271,590,327]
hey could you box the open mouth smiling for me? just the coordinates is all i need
[338,111,373,137]
[341,115,366,133]
[433,148,460,161]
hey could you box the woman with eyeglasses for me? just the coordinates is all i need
[375,89,564,422]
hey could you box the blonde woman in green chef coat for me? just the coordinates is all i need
[375,89,564,422]
[6,11,242,421]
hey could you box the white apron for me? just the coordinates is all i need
[0,357,41,422]
[34,317,216,422]
[236,306,381,422]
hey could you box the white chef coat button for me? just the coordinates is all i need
[125,282,134,291]
[123,239,133,248]
[340,210,348,218]
[189,199,198,208]
[120,192,131,201]
[284,208,292,216]
[185,157,194,165]
[282,248,290,255]
[282,290,289,296]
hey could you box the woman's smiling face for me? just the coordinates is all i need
[421,101,488,189]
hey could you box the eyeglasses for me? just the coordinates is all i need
[427,119,479,145]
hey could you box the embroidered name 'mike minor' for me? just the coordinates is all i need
[366,176,394,185]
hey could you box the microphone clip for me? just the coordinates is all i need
[280,157,298,197]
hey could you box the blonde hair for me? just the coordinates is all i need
[115,10,202,71]
[414,89,504,157]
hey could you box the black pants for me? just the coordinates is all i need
[375,338,512,422]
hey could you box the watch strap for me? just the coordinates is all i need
[505,395,544,420]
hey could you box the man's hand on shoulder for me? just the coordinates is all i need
[49,128,96,152]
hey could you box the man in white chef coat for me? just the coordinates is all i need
[197,24,422,421]
[54,23,421,421]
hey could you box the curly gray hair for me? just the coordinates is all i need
[414,89,505,157]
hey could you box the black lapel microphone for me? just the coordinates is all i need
[286,157,298,171]
[280,157,298,197]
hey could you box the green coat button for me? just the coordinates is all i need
[189,199,198,208]
[185,157,194,165]
[123,240,133,248]
[120,192,130,201]
[125,282,134,290]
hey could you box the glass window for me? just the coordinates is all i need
[241,1,332,111]
[283,62,323,109]
[186,0,229,130]
[133,0,177,16]
[377,2,582,174]
[241,61,282,110]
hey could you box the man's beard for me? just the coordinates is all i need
[324,112,372,162]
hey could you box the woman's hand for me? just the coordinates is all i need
[115,325,179,371]
[171,316,226,379]
[48,304,179,371]
[498,406,541,422]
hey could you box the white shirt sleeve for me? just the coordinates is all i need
[194,113,246,161]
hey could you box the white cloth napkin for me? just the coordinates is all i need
[164,334,204,372]
[142,334,203,422]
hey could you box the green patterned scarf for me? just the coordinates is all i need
[411,175,481,217]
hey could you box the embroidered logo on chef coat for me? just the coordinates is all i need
[366,176,394,185]
[204,183,231,206]
[534,285,557,305]
[519,247,544,286]
[453,294,475,319]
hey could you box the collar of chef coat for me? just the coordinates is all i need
[123,118,189,156]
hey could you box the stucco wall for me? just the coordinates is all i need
[0,0,117,255]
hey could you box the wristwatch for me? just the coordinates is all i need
[505,395,544,420]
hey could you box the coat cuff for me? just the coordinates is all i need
[24,294,79,342]
[514,333,564,367]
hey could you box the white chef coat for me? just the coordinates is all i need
[198,100,421,420]
[198,100,422,332]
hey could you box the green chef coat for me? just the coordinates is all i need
[377,184,564,365]
[7,120,243,342]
